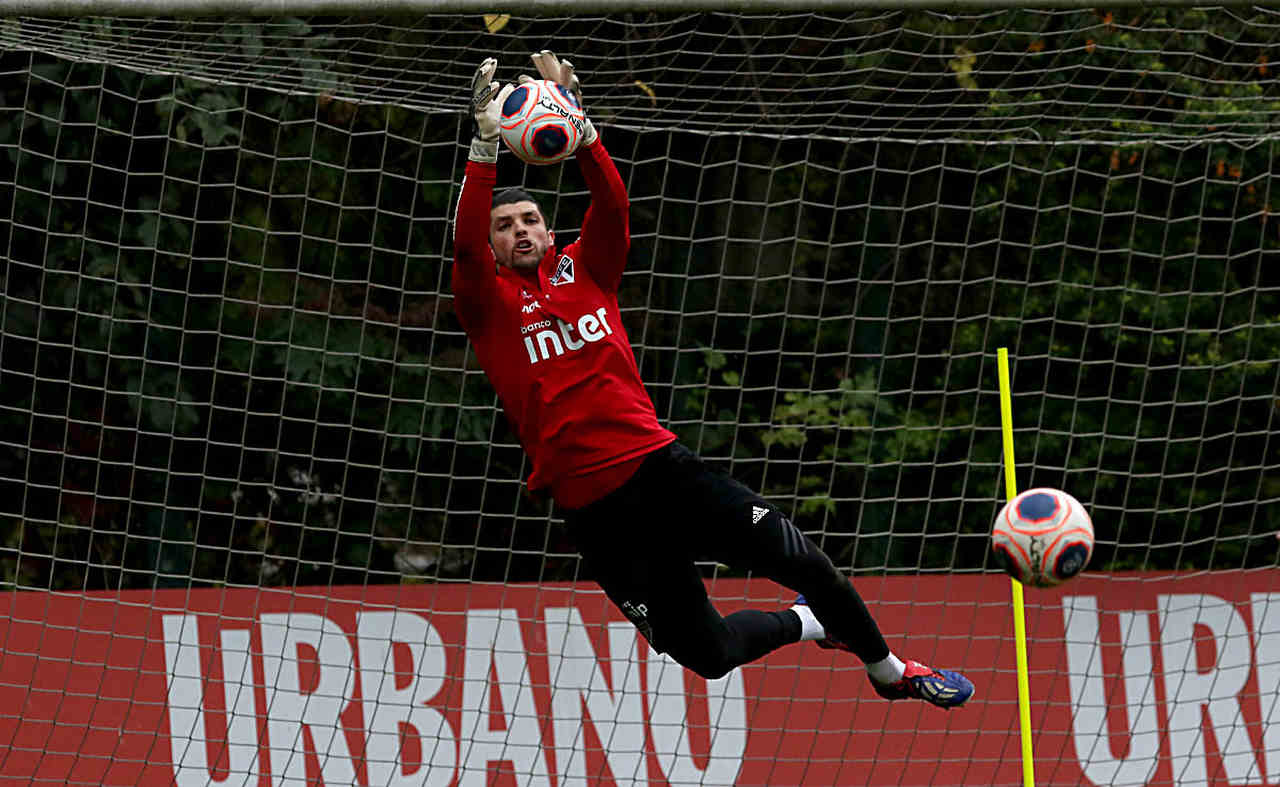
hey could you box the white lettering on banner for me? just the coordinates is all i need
[260,613,359,787]
[140,589,1280,787]
[544,608,647,786]
[1252,593,1280,784]
[160,605,750,787]
[220,629,261,784]
[1062,597,1161,786]
[524,308,614,365]
[646,651,746,786]
[1158,594,1263,787]
[460,608,552,787]
[161,615,260,787]
[356,611,456,787]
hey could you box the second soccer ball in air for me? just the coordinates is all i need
[991,487,1094,587]
[499,79,586,165]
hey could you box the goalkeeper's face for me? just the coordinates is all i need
[490,201,553,270]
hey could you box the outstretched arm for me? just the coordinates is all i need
[452,58,512,326]
[528,51,629,294]
[575,139,629,294]
[453,159,498,296]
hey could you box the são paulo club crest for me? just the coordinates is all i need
[549,254,575,286]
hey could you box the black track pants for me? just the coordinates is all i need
[564,442,889,679]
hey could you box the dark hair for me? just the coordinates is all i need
[492,187,542,214]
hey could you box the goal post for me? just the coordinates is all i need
[0,8,1277,787]
[1,0,1265,15]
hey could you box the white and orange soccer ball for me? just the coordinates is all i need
[499,79,586,165]
[991,487,1094,587]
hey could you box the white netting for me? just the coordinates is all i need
[1,8,1276,606]
[2,10,1280,141]
[0,10,1277,787]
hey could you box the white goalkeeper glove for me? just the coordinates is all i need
[526,50,598,147]
[469,57,514,163]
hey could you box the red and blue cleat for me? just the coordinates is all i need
[794,595,974,709]
[871,660,974,708]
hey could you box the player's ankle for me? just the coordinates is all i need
[866,652,906,684]
[789,602,826,642]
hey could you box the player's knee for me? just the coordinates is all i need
[692,662,734,680]
[666,640,737,680]
[680,651,736,680]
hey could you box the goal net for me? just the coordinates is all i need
[0,8,1277,787]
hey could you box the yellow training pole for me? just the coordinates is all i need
[997,347,1036,787]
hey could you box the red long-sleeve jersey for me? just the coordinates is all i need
[451,139,675,504]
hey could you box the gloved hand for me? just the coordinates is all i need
[525,50,598,147]
[470,57,513,162]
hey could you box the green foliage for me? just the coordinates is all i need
[1,13,1277,591]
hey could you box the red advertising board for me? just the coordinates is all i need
[0,573,1277,786]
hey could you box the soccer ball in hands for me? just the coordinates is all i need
[991,487,1094,587]
[499,79,586,165]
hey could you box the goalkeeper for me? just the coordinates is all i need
[452,51,972,708]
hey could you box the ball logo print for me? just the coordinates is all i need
[991,487,1095,587]
[500,79,586,164]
